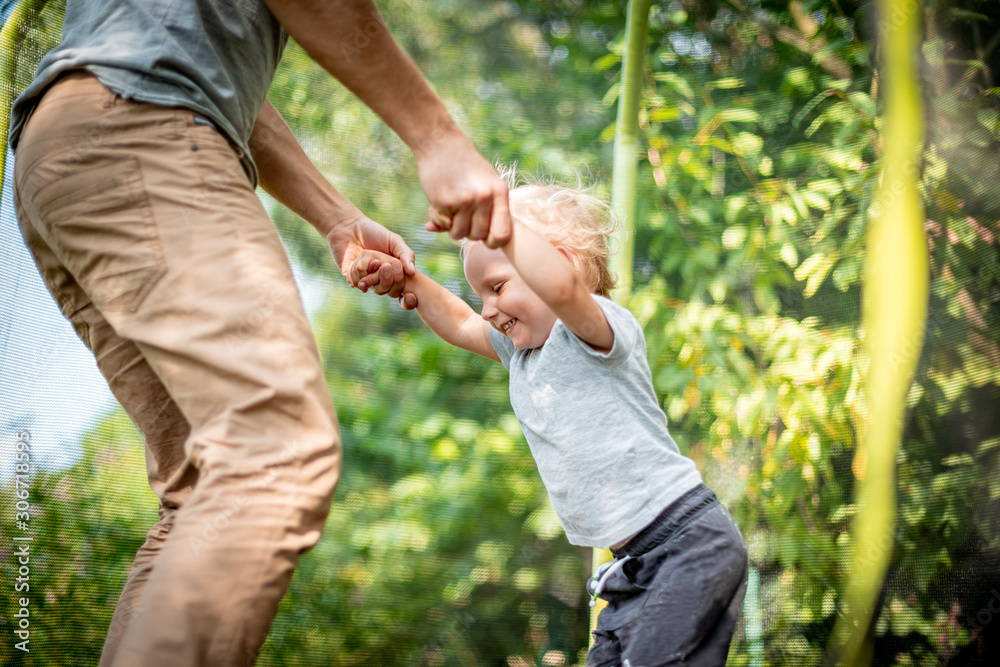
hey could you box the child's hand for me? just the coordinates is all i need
[349,249,390,292]
[349,250,418,309]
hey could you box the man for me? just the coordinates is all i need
[9,1,509,665]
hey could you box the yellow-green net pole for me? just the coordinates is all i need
[609,0,650,305]
[591,0,651,640]
[829,0,928,662]
[1,0,51,208]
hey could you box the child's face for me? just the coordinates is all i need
[463,242,557,350]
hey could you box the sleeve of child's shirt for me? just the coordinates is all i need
[558,295,638,366]
[489,326,516,369]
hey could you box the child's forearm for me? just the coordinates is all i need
[408,271,499,360]
[500,222,582,307]
[500,222,615,351]
[353,253,499,359]
[407,271,470,338]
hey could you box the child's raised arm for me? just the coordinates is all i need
[500,223,615,352]
[353,251,500,362]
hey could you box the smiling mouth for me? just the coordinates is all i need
[500,319,516,333]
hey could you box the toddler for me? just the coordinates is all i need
[353,182,748,666]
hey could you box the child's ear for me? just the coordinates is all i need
[555,246,575,265]
[556,246,585,275]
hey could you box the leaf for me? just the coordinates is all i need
[790,190,809,218]
[804,255,836,297]
[807,179,844,197]
[774,201,799,226]
[712,77,744,89]
[653,71,695,100]
[795,252,838,297]
[948,8,990,23]
[592,52,621,71]
[731,131,764,157]
[650,107,680,122]
[977,108,1000,135]
[780,243,799,268]
[832,255,861,291]
[602,81,620,107]
[793,89,836,127]
[979,437,1000,453]
[599,121,617,142]
[722,225,748,249]
[802,191,831,211]
[829,504,856,523]
[724,195,749,225]
[922,38,946,67]
[805,110,830,138]
[941,454,974,467]
[718,107,761,123]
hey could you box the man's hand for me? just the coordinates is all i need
[417,133,512,248]
[262,2,511,248]
[249,101,413,296]
[326,215,415,299]
[348,251,497,361]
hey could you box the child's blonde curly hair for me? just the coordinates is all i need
[464,165,619,297]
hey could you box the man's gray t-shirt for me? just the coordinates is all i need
[490,295,703,548]
[8,0,287,186]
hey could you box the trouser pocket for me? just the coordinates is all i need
[22,154,166,313]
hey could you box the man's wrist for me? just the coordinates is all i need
[319,208,365,243]
[409,118,467,164]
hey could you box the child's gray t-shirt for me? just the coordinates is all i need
[489,295,703,548]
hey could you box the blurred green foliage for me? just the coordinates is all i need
[2,0,999,665]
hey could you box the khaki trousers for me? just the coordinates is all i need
[14,72,342,666]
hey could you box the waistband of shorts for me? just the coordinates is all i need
[611,483,718,559]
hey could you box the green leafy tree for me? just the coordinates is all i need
[609,0,999,664]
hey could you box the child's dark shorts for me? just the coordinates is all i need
[587,483,749,667]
